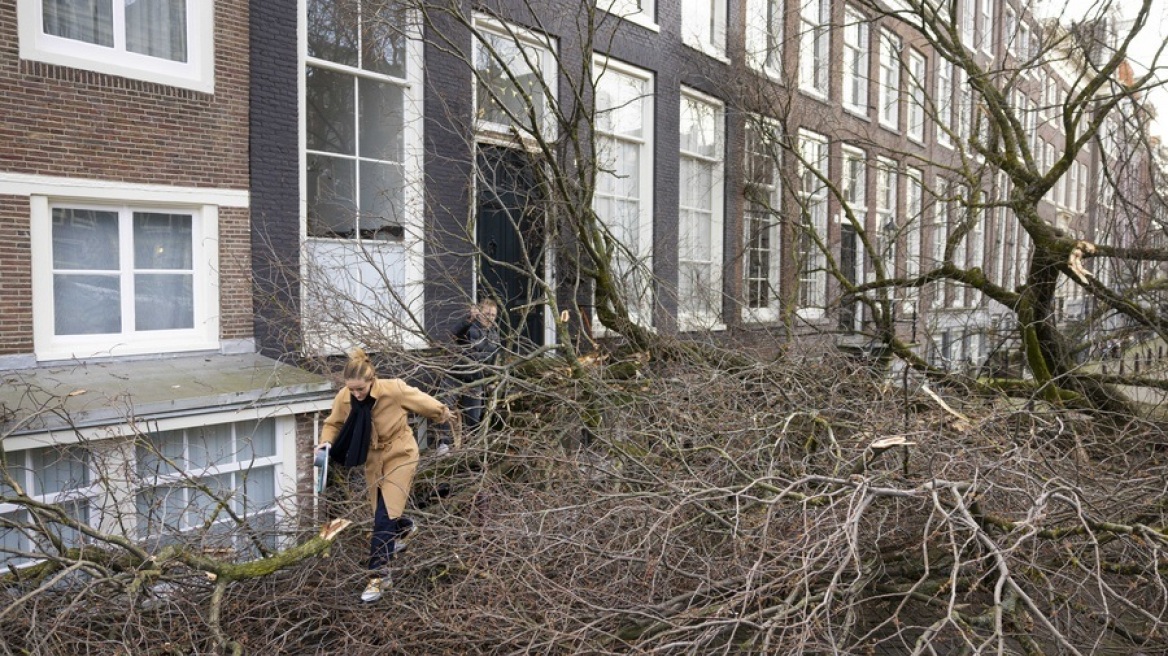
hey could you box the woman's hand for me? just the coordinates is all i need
[437,406,455,424]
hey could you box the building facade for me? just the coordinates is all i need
[0,0,1155,563]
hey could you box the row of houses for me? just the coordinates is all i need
[0,0,1159,560]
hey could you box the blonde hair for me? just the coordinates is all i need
[342,348,377,383]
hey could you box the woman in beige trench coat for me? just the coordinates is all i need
[315,349,453,602]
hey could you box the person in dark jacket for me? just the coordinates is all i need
[437,298,500,455]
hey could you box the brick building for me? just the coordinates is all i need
[0,0,1155,562]
[0,0,331,562]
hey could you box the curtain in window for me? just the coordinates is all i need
[43,0,114,47]
[126,0,188,62]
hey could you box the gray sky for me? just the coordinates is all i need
[1041,0,1168,138]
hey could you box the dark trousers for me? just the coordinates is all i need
[369,491,413,572]
[438,374,485,446]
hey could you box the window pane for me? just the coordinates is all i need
[31,446,89,496]
[53,208,119,271]
[0,459,30,497]
[475,31,546,133]
[596,70,645,138]
[134,273,193,330]
[358,161,404,239]
[680,96,717,157]
[307,0,359,66]
[54,274,121,335]
[189,424,234,469]
[358,77,404,162]
[0,510,28,564]
[43,0,114,47]
[362,0,406,77]
[134,212,193,270]
[307,154,357,237]
[136,485,185,535]
[138,429,185,476]
[29,501,88,553]
[125,0,188,62]
[238,466,276,514]
[307,66,356,155]
[236,419,276,461]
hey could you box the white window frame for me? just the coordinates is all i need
[1005,7,1017,56]
[746,0,784,79]
[471,16,559,141]
[301,4,428,353]
[841,145,867,220]
[875,157,898,277]
[597,0,658,31]
[682,0,727,60]
[931,177,949,309]
[796,130,829,318]
[956,68,972,145]
[1,444,97,567]
[979,0,994,54]
[592,56,655,330]
[960,0,975,47]
[135,417,286,549]
[16,0,214,92]
[906,49,926,143]
[905,167,923,298]
[28,194,221,362]
[678,87,725,330]
[743,116,784,323]
[936,59,954,148]
[877,31,901,130]
[842,7,870,116]
[799,0,830,98]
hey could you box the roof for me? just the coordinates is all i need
[0,353,335,438]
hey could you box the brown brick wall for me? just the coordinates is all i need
[0,195,33,355]
[0,1,250,187]
[0,1,254,358]
[219,207,255,341]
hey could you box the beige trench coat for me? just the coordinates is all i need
[320,378,448,517]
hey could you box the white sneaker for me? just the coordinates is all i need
[360,574,390,603]
[435,443,451,457]
[393,522,419,554]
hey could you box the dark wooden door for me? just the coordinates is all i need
[476,145,545,351]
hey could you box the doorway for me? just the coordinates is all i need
[475,145,546,351]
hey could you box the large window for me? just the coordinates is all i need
[593,58,655,327]
[307,0,411,241]
[906,49,927,142]
[875,157,898,276]
[842,7,869,115]
[597,0,656,28]
[746,0,784,77]
[842,146,867,219]
[682,0,726,58]
[743,118,783,322]
[978,0,994,53]
[17,0,213,91]
[678,89,725,329]
[303,0,425,351]
[931,177,950,308]
[473,17,558,139]
[797,130,829,316]
[936,59,954,147]
[1,446,94,567]
[877,32,901,130]
[904,167,923,298]
[136,419,281,553]
[799,0,830,97]
[31,202,217,360]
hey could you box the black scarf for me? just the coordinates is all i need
[330,393,375,467]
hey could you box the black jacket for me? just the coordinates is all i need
[452,318,500,378]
